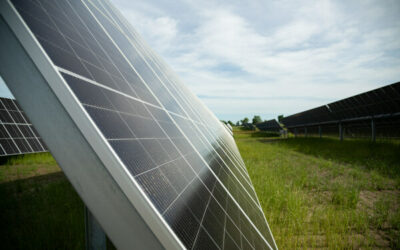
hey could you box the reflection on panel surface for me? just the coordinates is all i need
[10,0,276,248]
[0,97,47,156]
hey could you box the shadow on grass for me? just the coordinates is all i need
[250,131,280,138]
[0,172,85,250]
[276,137,400,178]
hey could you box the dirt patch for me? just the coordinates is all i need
[358,190,400,211]
[372,230,391,249]
[288,233,368,249]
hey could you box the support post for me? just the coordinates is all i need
[304,127,307,137]
[339,123,343,141]
[318,126,322,138]
[85,206,107,250]
[371,119,376,142]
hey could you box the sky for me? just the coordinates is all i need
[1,0,399,122]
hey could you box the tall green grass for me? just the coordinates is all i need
[5,152,56,166]
[280,138,400,179]
[0,153,59,183]
[235,129,400,249]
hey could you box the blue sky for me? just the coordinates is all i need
[1,0,399,122]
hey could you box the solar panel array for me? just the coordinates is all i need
[243,123,256,130]
[6,0,276,249]
[281,82,400,138]
[255,120,282,132]
[0,97,47,156]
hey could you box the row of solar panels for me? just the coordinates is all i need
[255,120,282,132]
[0,97,47,156]
[281,82,400,138]
[0,0,276,249]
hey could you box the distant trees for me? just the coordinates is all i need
[236,115,283,126]
[220,120,234,126]
[252,115,262,124]
[240,117,249,125]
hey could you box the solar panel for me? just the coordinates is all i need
[0,0,277,249]
[243,123,256,130]
[281,82,400,138]
[221,122,233,136]
[255,120,282,132]
[0,96,47,156]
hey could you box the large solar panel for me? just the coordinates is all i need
[0,0,277,249]
[0,96,47,156]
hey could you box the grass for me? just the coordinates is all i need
[0,132,399,249]
[234,128,400,249]
[0,153,85,249]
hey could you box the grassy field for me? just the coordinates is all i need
[0,153,85,249]
[235,129,400,249]
[0,131,399,249]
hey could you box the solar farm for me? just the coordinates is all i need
[0,0,399,249]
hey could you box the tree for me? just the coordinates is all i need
[220,120,227,125]
[227,120,234,126]
[278,114,284,122]
[236,121,240,126]
[241,117,249,125]
[252,115,262,124]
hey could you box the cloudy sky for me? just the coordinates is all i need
[1,0,399,122]
[113,0,400,122]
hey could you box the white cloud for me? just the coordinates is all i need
[120,9,178,53]
[114,0,400,121]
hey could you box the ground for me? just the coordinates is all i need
[0,130,399,249]
[235,129,400,249]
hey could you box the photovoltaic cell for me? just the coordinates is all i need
[6,0,277,248]
[0,97,47,156]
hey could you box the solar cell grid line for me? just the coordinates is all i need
[0,97,47,156]
[86,0,256,196]
[145,48,253,182]
[191,166,222,249]
[112,0,260,230]
[82,0,266,221]
[63,0,260,216]
[2,0,277,249]
[165,109,266,227]
[215,136,249,177]
[0,123,21,154]
[95,2,248,176]
[0,98,35,152]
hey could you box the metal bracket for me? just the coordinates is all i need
[85,206,107,250]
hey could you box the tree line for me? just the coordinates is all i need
[221,115,284,126]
